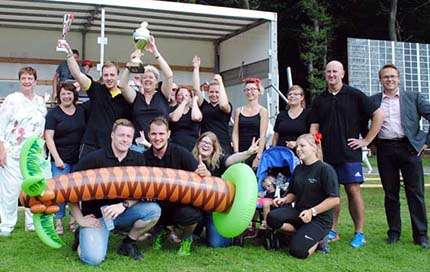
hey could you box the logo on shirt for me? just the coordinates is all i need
[354,172,362,177]
[308,178,317,184]
[304,235,314,241]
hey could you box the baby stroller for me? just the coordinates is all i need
[233,147,299,247]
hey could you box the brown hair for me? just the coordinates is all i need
[18,66,37,80]
[148,116,169,132]
[112,118,135,132]
[175,86,193,100]
[192,131,223,171]
[102,61,119,75]
[378,64,400,79]
[56,82,79,105]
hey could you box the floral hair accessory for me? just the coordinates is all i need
[242,77,260,85]
[313,133,322,144]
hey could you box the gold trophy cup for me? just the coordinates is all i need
[126,22,151,73]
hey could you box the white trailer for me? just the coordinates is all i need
[0,0,279,126]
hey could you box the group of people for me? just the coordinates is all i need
[0,35,428,265]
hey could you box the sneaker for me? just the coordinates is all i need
[118,242,143,260]
[169,231,181,244]
[243,228,257,239]
[25,224,35,232]
[350,232,366,248]
[328,230,340,242]
[317,235,330,253]
[177,239,192,256]
[152,230,168,250]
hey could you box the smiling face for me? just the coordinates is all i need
[208,84,220,104]
[287,86,305,108]
[141,71,157,92]
[111,125,134,154]
[198,135,214,159]
[19,72,36,94]
[379,67,400,94]
[295,137,317,163]
[59,88,75,107]
[325,61,344,89]
[102,66,119,90]
[243,82,260,101]
[148,122,170,152]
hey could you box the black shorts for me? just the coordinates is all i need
[267,207,328,259]
[158,201,202,227]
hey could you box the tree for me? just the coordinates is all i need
[388,0,398,41]
[298,0,332,94]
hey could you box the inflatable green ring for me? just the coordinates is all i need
[213,163,257,238]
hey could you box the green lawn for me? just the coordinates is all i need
[1,187,429,272]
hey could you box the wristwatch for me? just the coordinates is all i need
[311,207,317,217]
[122,201,130,210]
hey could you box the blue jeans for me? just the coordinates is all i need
[205,213,232,248]
[51,162,74,219]
[79,201,161,266]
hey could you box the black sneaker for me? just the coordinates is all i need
[118,242,144,260]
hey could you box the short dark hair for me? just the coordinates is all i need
[18,66,37,80]
[56,82,79,105]
[72,49,79,56]
[148,116,169,132]
[112,119,135,132]
[378,64,400,79]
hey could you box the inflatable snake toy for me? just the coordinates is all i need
[19,137,257,248]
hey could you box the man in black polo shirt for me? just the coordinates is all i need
[57,40,130,158]
[144,116,210,256]
[70,119,161,265]
[310,60,384,248]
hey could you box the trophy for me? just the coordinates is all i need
[126,22,151,73]
[56,14,74,52]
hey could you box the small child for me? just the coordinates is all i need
[258,175,276,230]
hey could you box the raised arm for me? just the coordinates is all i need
[57,40,91,90]
[169,100,188,122]
[144,36,173,99]
[118,51,140,103]
[190,96,202,122]
[214,74,231,113]
[192,56,204,106]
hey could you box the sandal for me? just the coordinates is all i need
[260,220,268,230]
[55,220,64,235]
[69,217,78,233]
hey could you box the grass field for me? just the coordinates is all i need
[0,186,429,272]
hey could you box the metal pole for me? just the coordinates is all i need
[97,7,106,76]
[286,67,293,88]
[265,84,288,104]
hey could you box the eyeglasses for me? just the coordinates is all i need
[243,87,259,92]
[200,140,213,147]
[381,75,398,80]
[172,88,178,92]
[287,92,303,97]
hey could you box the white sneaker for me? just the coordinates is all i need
[25,225,35,232]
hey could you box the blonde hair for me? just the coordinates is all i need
[192,132,224,171]
[287,85,306,108]
[296,133,323,160]
[144,65,160,81]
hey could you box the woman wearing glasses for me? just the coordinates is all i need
[272,85,310,150]
[232,78,268,170]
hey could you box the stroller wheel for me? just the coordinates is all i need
[272,232,280,250]
[264,235,272,250]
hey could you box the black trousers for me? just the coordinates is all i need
[376,139,428,241]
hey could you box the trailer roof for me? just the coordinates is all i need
[0,0,276,41]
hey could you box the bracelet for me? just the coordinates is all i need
[155,55,160,60]
[66,53,73,59]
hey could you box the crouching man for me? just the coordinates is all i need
[70,119,161,265]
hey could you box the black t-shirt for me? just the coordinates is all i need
[205,154,228,178]
[144,143,198,171]
[274,109,310,146]
[309,85,378,164]
[74,146,146,218]
[83,80,131,148]
[200,100,232,153]
[288,160,339,227]
[45,105,86,164]
[132,91,169,139]
[169,107,200,152]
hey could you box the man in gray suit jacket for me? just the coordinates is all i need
[370,64,429,249]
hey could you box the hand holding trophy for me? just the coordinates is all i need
[56,14,74,52]
[126,22,151,73]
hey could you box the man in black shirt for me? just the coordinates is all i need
[57,40,130,158]
[144,116,210,256]
[310,60,384,248]
[70,119,161,265]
